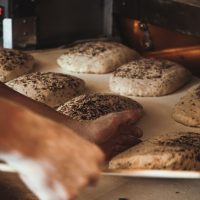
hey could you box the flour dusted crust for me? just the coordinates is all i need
[57,93,143,121]
[109,132,200,170]
[110,58,191,96]
[57,41,139,74]
[0,49,35,82]
[173,84,200,127]
[6,72,85,108]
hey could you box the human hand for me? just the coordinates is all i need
[0,98,104,200]
[84,109,143,159]
[0,82,143,160]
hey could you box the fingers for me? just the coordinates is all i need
[99,125,143,160]
[44,157,101,200]
[101,134,141,160]
[91,109,143,143]
[58,160,101,200]
[54,140,104,200]
[120,125,143,138]
[97,109,143,135]
[91,143,105,163]
[110,109,144,125]
[94,108,143,128]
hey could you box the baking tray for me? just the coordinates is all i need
[102,169,200,179]
[31,49,200,179]
[2,48,200,179]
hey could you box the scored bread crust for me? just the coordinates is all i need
[6,72,85,108]
[110,58,191,96]
[173,84,200,127]
[0,49,35,82]
[109,132,200,170]
[57,93,143,121]
[57,41,139,74]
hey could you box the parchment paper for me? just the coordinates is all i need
[30,49,200,200]
[31,48,200,140]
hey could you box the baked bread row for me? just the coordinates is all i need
[1,40,192,100]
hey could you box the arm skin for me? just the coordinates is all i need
[0,82,143,199]
[0,82,83,135]
[0,97,104,199]
[0,82,143,159]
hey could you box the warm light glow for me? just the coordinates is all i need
[133,20,139,31]
[0,6,4,17]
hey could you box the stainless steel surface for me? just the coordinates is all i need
[3,17,37,49]
[12,17,37,48]
[3,18,12,48]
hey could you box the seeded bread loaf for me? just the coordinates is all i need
[109,132,200,170]
[0,49,35,82]
[109,58,191,96]
[57,41,139,74]
[6,72,85,108]
[173,84,200,127]
[57,93,143,121]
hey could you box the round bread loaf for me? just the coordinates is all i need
[57,93,143,121]
[173,84,200,127]
[0,49,35,82]
[57,41,139,74]
[6,72,85,108]
[109,132,200,170]
[109,58,191,96]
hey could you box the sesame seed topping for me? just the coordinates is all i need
[57,93,143,121]
[0,48,32,71]
[63,41,126,58]
[6,72,85,108]
[113,58,174,79]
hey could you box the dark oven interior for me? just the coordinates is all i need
[0,0,200,75]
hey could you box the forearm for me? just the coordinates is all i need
[0,97,104,200]
[0,98,43,154]
[0,82,83,133]
[0,97,87,155]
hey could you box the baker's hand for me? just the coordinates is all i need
[81,109,143,159]
[0,83,143,160]
[0,98,104,200]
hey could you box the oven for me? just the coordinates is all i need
[0,1,200,200]
[0,0,200,76]
[0,0,113,49]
